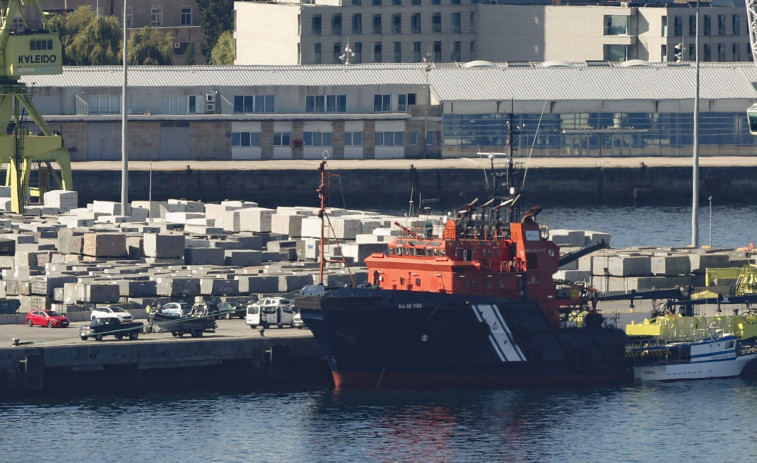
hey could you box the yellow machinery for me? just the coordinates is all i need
[0,0,73,212]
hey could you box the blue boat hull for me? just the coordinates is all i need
[297,287,633,389]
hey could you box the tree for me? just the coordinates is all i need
[52,6,121,65]
[66,15,123,65]
[128,27,174,65]
[183,43,196,66]
[196,0,234,61]
[209,31,234,65]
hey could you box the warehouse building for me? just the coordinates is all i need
[22,61,757,161]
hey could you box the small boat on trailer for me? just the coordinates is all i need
[629,332,757,382]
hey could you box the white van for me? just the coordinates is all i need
[246,297,295,328]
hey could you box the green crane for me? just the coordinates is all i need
[0,0,73,212]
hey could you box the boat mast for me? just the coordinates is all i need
[318,159,327,284]
[691,0,700,247]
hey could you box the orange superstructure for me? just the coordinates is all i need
[365,218,594,327]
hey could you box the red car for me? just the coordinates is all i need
[25,310,70,328]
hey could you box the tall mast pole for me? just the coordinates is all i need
[121,1,129,216]
[692,0,700,247]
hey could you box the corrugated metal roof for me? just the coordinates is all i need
[428,62,757,102]
[19,62,757,102]
[21,64,429,88]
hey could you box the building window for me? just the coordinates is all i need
[432,13,441,33]
[433,41,441,61]
[410,132,418,145]
[374,94,391,112]
[661,44,667,62]
[718,15,726,36]
[689,43,695,60]
[431,0,440,4]
[345,132,363,146]
[411,0,420,4]
[234,96,254,113]
[352,0,361,4]
[89,95,120,114]
[180,6,192,26]
[733,15,740,36]
[703,15,711,36]
[376,132,404,146]
[392,14,401,34]
[232,132,261,147]
[373,14,382,34]
[703,43,711,60]
[333,43,341,63]
[411,13,421,34]
[604,44,629,62]
[673,16,682,37]
[373,42,382,62]
[352,14,362,34]
[413,41,421,62]
[126,7,133,27]
[661,16,667,37]
[451,41,461,61]
[393,42,402,62]
[372,0,381,5]
[470,40,476,59]
[151,6,163,26]
[313,43,322,64]
[689,15,696,36]
[604,15,629,36]
[332,14,342,35]
[733,42,741,61]
[718,43,726,61]
[304,132,333,147]
[451,13,461,33]
[398,93,416,111]
[393,0,401,4]
[327,95,347,112]
[471,12,476,33]
[235,95,275,113]
[312,15,322,35]
[451,0,460,4]
[354,42,362,63]
[273,132,291,146]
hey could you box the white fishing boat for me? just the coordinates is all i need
[631,332,757,382]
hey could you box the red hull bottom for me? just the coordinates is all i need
[332,371,632,390]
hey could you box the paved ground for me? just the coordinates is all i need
[3,318,309,349]
[69,156,757,172]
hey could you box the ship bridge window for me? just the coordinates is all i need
[430,242,442,246]
[415,278,421,286]
[402,248,409,255]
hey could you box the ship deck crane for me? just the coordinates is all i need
[0,0,73,212]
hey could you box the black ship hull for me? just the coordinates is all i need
[297,287,634,389]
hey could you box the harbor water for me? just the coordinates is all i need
[5,204,757,461]
[2,381,757,462]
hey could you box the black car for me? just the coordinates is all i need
[218,301,246,319]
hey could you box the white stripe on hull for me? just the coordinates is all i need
[472,304,526,362]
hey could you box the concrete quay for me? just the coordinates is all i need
[67,156,757,208]
[0,319,328,394]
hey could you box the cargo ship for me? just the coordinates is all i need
[297,137,633,388]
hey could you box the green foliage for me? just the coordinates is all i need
[53,6,122,65]
[66,13,123,65]
[127,27,174,65]
[209,31,234,65]
[196,0,234,61]
[183,43,196,65]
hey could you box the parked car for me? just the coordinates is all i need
[293,310,305,329]
[25,309,69,328]
[218,301,246,319]
[246,297,295,329]
[161,302,191,317]
[90,306,133,322]
[191,302,220,319]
